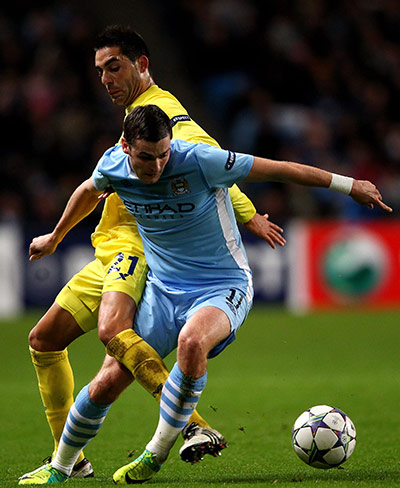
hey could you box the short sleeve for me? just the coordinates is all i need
[92,160,111,192]
[194,144,254,188]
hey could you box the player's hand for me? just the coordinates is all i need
[243,213,286,249]
[98,186,115,200]
[350,180,392,213]
[29,233,59,262]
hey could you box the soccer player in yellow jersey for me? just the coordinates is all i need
[21,26,285,481]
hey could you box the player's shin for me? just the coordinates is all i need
[51,384,111,476]
[29,347,86,464]
[146,363,207,464]
[106,329,167,398]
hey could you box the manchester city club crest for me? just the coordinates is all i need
[171,175,191,196]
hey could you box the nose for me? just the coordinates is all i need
[154,158,165,172]
[101,71,112,86]
[146,159,163,177]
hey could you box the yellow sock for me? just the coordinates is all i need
[30,347,85,464]
[187,408,210,428]
[106,330,210,428]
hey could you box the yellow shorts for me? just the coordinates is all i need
[56,252,148,333]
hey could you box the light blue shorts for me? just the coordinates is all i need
[133,273,253,359]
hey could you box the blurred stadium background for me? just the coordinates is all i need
[1,0,400,315]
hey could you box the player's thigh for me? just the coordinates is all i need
[89,354,134,404]
[98,291,137,344]
[30,259,103,349]
[177,306,231,378]
[98,254,148,343]
[102,253,148,307]
[178,306,231,356]
[186,286,251,358]
[29,302,84,351]
[133,278,179,359]
[55,258,105,333]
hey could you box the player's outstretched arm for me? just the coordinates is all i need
[29,179,103,262]
[246,157,392,213]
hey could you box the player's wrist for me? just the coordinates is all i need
[329,173,354,195]
[51,229,66,245]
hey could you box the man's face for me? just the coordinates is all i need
[95,46,145,106]
[122,136,171,184]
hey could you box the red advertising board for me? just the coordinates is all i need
[287,220,400,310]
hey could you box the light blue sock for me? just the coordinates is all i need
[52,384,111,475]
[146,363,207,463]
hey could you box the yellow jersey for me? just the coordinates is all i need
[91,85,256,260]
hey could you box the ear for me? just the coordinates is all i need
[136,55,149,74]
[121,137,130,154]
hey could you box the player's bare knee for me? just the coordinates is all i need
[29,304,84,351]
[98,321,113,346]
[28,325,42,350]
[178,332,206,360]
[98,292,136,346]
[98,314,132,346]
[97,320,126,346]
[29,323,55,351]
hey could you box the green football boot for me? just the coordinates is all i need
[113,449,161,484]
[18,465,68,484]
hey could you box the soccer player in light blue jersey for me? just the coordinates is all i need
[22,105,391,485]
[92,115,255,364]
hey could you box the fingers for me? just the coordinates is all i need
[274,234,286,246]
[29,245,42,261]
[270,222,284,233]
[266,238,276,250]
[353,181,393,213]
[267,229,286,248]
[261,214,285,242]
[262,215,286,247]
[98,187,114,199]
[370,188,392,213]
[376,190,392,212]
[269,225,286,245]
[29,236,49,261]
[376,199,393,213]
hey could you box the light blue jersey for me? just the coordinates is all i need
[92,139,254,302]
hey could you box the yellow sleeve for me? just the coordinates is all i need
[228,184,256,224]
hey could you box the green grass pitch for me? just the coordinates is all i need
[1,306,400,487]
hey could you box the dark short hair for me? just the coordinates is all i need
[94,25,150,62]
[123,105,172,144]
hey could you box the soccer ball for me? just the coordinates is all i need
[292,405,356,469]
